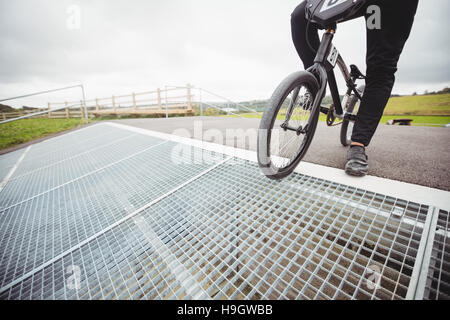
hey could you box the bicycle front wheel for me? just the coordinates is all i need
[258,71,320,180]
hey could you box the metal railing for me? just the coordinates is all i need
[0,85,88,125]
[194,87,260,118]
[80,85,194,116]
[1,84,263,124]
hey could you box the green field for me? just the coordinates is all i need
[384,93,450,116]
[225,93,450,126]
[379,115,450,126]
[0,118,85,150]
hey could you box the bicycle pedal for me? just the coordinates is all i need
[320,106,330,115]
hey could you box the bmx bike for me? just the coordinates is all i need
[257,0,367,179]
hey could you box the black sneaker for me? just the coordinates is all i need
[345,145,368,177]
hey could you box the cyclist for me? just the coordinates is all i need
[291,0,419,176]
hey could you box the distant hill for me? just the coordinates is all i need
[0,104,39,113]
[0,104,15,113]
[22,106,39,111]
[419,87,450,96]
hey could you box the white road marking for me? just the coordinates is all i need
[0,146,31,193]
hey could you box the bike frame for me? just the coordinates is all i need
[307,28,363,121]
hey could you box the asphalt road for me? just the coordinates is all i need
[113,117,450,191]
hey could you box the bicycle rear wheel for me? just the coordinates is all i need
[258,71,320,180]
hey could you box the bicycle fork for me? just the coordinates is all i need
[281,87,302,134]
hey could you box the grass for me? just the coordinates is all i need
[379,115,450,126]
[0,118,86,150]
[223,93,450,126]
[384,94,450,116]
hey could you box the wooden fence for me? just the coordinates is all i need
[90,85,193,117]
[1,107,86,121]
[1,85,194,120]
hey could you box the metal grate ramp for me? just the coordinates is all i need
[422,210,450,300]
[0,122,448,300]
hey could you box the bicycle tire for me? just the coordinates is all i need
[258,71,320,180]
[340,85,365,147]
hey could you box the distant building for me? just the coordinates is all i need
[221,107,238,113]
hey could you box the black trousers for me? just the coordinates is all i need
[291,0,418,146]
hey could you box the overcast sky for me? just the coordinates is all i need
[0,0,449,107]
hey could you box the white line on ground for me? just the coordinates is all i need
[405,206,440,300]
[0,146,31,193]
[106,121,450,210]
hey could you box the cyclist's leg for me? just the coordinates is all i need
[291,1,320,69]
[291,1,366,69]
[351,0,419,147]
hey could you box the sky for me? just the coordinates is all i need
[0,0,449,108]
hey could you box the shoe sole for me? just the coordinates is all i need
[345,165,368,177]
[345,161,368,177]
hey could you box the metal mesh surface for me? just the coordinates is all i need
[125,160,426,300]
[0,149,25,182]
[0,134,165,209]
[424,210,450,300]
[12,126,133,178]
[0,123,448,300]
[0,132,222,292]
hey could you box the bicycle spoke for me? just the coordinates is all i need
[270,85,314,169]
[278,134,298,156]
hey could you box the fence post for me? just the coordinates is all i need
[112,95,116,112]
[186,84,192,111]
[2,113,5,121]
[165,86,168,119]
[199,88,203,117]
[65,102,69,119]
[48,103,51,118]
[132,92,137,111]
[157,88,162,110]
[96,98,99,111]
